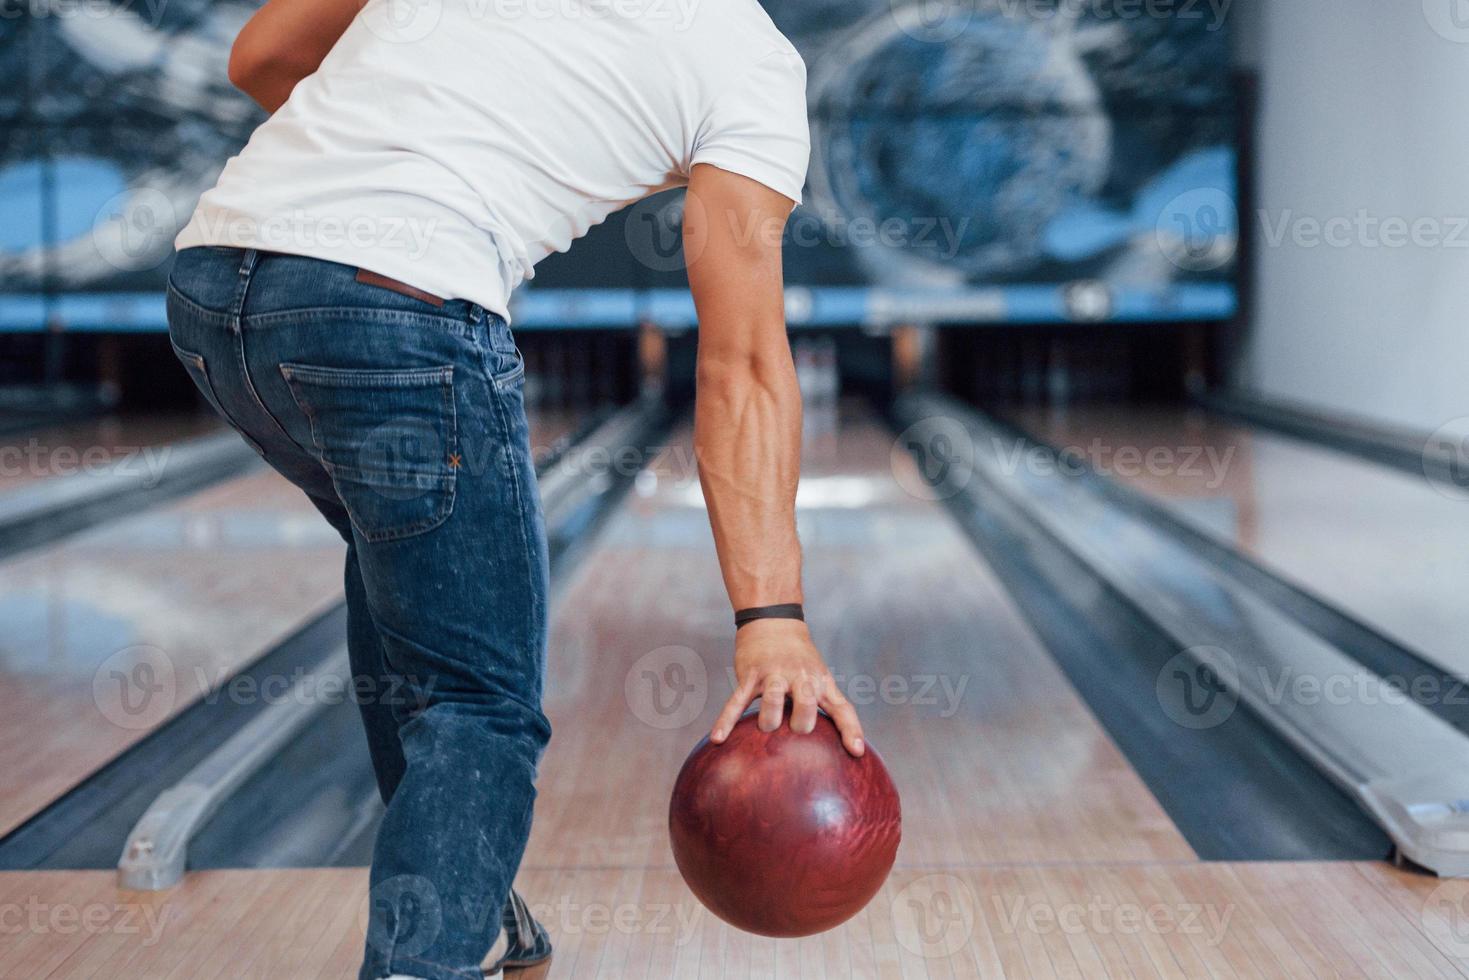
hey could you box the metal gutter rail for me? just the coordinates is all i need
[897,392,1469,877]
[116,399,668,890]
[0,430,260,560]
[118,650,351,890]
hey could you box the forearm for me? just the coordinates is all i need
[684,165,864,752]
[694,344,804,611]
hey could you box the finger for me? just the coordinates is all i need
[821,689,866,756]
[758,676,789,732]
[789,672,820,735]
[710,676,759,743]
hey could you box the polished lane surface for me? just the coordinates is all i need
[1008,404,1469,682]
[0,409,580,838]
[3,405,1468,976]
[0,413,225,495]
[522,402,1191,883]
[3,862,1463,978]
[0,470,345,838]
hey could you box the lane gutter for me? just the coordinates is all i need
[0,399,669,880]
[901,392,1469,876]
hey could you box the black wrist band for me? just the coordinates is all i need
[734,604,805,629]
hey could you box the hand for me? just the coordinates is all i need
[709,618,865,756]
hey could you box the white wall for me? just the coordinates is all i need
[1237,0,1469,433]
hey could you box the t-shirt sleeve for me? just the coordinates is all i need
[690,48,811,206]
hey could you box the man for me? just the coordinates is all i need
[166,0,865,976]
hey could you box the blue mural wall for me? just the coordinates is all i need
[0,0,1237,328]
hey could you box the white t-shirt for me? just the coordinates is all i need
[176,0,809,320]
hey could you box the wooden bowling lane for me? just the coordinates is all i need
[1,863,1464,977]
[1006,403,1469,682]
[0,469,346,839]
[524,404,1192,873]
[0,413,225,495]
[0,407,581,839]
[1,402,1463,976]
[0,407,582,501]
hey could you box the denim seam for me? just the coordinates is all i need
[329,463,456,491]
[167,339,268,457]
[166,288,467,333]
[474,316,525,392]
[165,282,232,326]
[281,364,455,389]
[244,307,469,330]
[491,354,526,392]
[475,333,541,648]
[228,249,260,328]
[234,323,299,451]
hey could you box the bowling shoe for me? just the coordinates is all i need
[483,888,552,974]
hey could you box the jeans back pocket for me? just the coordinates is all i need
[281,363,458,543]
[169,339,268,457]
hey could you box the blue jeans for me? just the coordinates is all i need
[167,247,551,980]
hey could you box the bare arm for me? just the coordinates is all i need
[685,163,864,756]
[228,0,365,111]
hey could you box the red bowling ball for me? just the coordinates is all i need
[668,709,901,937]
